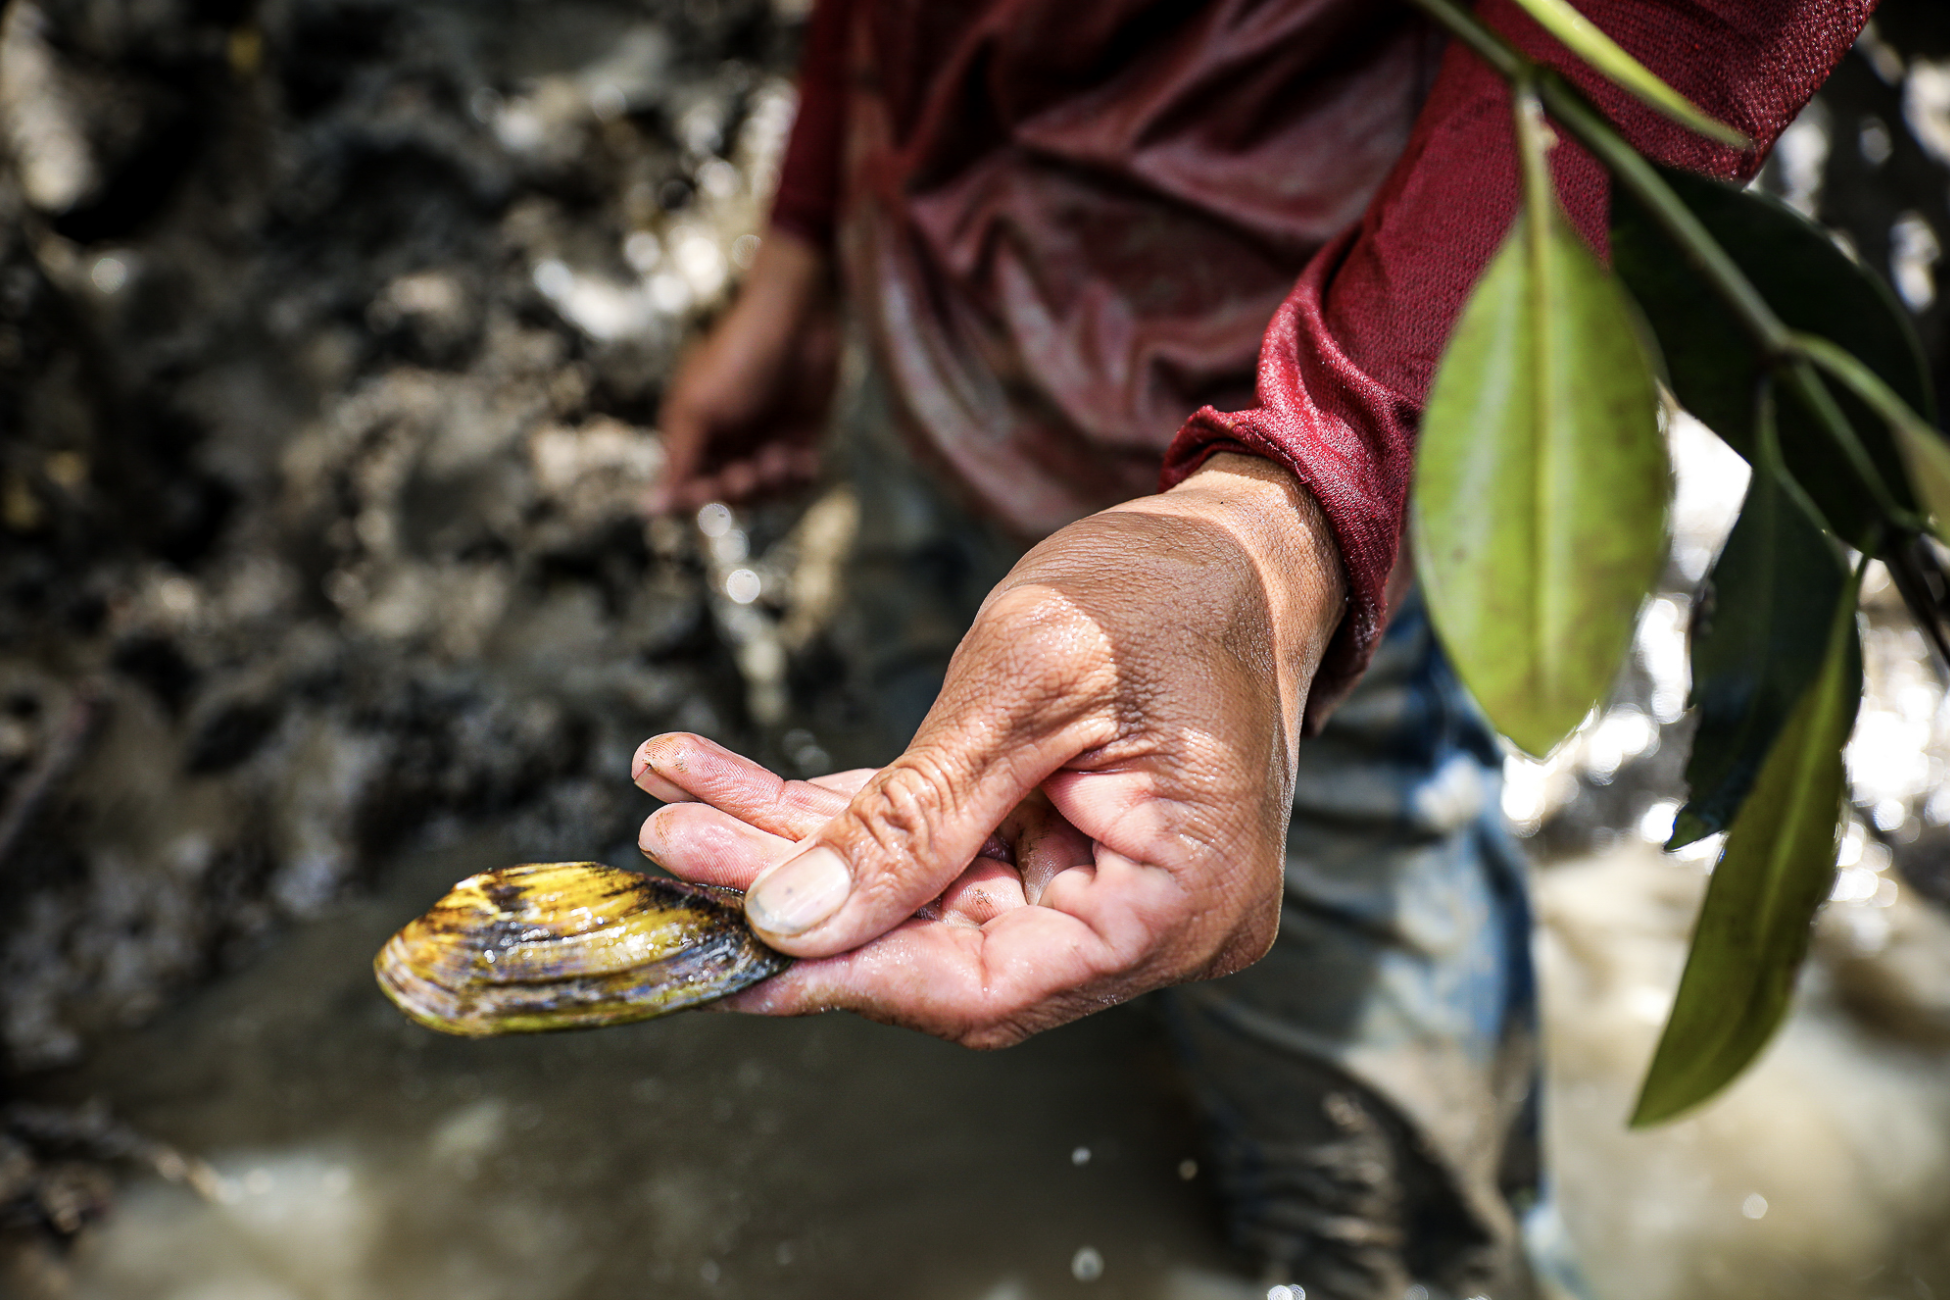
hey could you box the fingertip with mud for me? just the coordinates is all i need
[632,732,706,801]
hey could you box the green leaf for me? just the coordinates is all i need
[1670,402,1847,849]
[1505,0,1747,147]
[1612,168,1934,548]
[1895,419,1950,546]
[1631,563,1864,1126]
[1413,208,1667,757]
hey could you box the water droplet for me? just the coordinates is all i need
[1070,1145,1091,1166]
[1070,1246,1103,1282]
[1177,1158,1198,1181]
[1742,1193,1769,1220]
[91,256,129,294]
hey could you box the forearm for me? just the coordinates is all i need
[738,226,832,339]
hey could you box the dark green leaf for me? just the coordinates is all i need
[1612,169,1934,548]
[1631,564,1863,1126]
[1669,462,1846,849]
[1413,209,1667,757]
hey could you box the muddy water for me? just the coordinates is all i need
[27,826,1248,1300]
[23,831,1950,1300]
[1536,848,1950,1300]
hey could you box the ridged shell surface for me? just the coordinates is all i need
[374,862,790,1036]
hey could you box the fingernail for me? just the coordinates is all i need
[746,846,851,937]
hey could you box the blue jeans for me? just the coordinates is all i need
[1160,594,1555,1299]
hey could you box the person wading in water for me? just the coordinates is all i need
[632,2,1873,1294]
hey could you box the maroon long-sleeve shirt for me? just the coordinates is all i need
[772,0,1872,710]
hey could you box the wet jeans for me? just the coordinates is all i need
[1159,596,1546,1300]
[818,360,1578,1300]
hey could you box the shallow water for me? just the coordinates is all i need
[25,827,1251,1300]
[1537,847,1950,1300]
[22,834,1950,1300]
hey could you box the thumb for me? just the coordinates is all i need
[746,582,1120,955]
[741,732,1040,955]
[741,596,1123,955]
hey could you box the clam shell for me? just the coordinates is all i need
[374,862,790,1036]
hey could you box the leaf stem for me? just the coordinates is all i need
[1886,544,1950,670]
[1779,359,1917,532]
[1793,332,1938,441]
[1754,375,1850,578]
[1513,79,1556,241]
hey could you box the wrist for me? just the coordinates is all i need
[1137,453,1347,737]
[748,225,833,318]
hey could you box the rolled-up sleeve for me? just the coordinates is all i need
[1161,0,1875,725]
[769,0,852,250]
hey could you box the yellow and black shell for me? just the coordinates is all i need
[374,862,789,1036]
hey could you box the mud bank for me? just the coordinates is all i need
[0,0,803,1073]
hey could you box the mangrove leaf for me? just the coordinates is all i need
[1612,168,1932,548]
[1670,398,1847,849]
[1505,0,1745,146]
[1414,200,1667,757]
[1632,563,1863,1126]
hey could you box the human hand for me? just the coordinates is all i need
[635,453,1347,1046]
[645,228,839,514]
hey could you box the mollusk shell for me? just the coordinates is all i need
[374,862,789,1036]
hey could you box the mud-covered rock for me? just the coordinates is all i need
[0,0,804,1072]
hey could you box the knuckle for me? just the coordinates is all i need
[851,756,957,870]
[985,581,1075,626]
[981,586,1091,667]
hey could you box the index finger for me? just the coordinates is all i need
[634,732,850,839]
